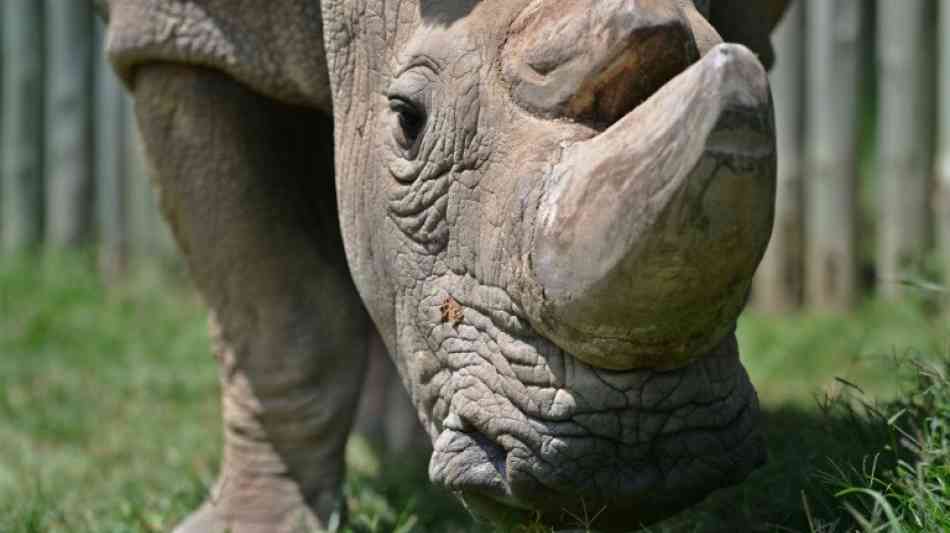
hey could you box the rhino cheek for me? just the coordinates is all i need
[411,284,764,531]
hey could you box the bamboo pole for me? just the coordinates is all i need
[937,1,950,285]
[753,0,805,313]
[95,21,129,280]
[804,0,861,311]
[0,9,4,237]
[877,0,934,298]
[1,1,45,253]
[45,1,95,248]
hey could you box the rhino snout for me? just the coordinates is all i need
[424,321,765,532]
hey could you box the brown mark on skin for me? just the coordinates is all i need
[440,296,465,326]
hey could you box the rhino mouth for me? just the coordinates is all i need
[425,338,763,532]
[409,266,764,532]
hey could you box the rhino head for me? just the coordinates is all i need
[103,0,781,530]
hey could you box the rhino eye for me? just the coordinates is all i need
[389,97,425,155]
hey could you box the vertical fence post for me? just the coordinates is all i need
[877,0,934,298]
[45,1,95,249]
[805,0,861,311]
[754,1,805,313]
[0,7,4,237]
[1,1,45,253]
[95,21,129,281]
[937,0,950,286]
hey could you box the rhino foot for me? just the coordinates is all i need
[173,479,344,533]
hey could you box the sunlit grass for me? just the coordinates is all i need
[739,299,950,407]
[0,253,214,532]
[819,359,950,532]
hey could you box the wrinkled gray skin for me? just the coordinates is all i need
[99,1,788,531]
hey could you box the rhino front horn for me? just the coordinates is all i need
[524,44,777,371]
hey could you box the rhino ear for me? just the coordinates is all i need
[708,0,791,69]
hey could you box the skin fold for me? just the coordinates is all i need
[133,64,367,532]
[99,1,789,531]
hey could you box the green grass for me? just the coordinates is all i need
[0,253,215,532]
[0,253,947,532]
[821,358,950,532]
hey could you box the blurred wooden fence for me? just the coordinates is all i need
[1,2,949,311]
[0,1,174,280]
[754,0,949,311]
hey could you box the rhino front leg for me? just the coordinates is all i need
[133,64,368,533]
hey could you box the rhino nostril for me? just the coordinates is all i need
[441,413,508,479]
[471,431,508,480]
[443,412,474,432]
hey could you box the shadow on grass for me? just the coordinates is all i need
[657,401,897,533]
[340,393,907,533]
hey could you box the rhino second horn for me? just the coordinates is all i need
[503,0,699,126]
[525,45,777,371]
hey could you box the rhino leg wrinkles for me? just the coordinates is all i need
[134,65,366,533]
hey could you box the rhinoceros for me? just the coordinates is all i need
[98,0,789,531]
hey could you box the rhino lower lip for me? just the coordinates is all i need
[430,425,513,496]
[432,407,761,529]
[426,330,763,530]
